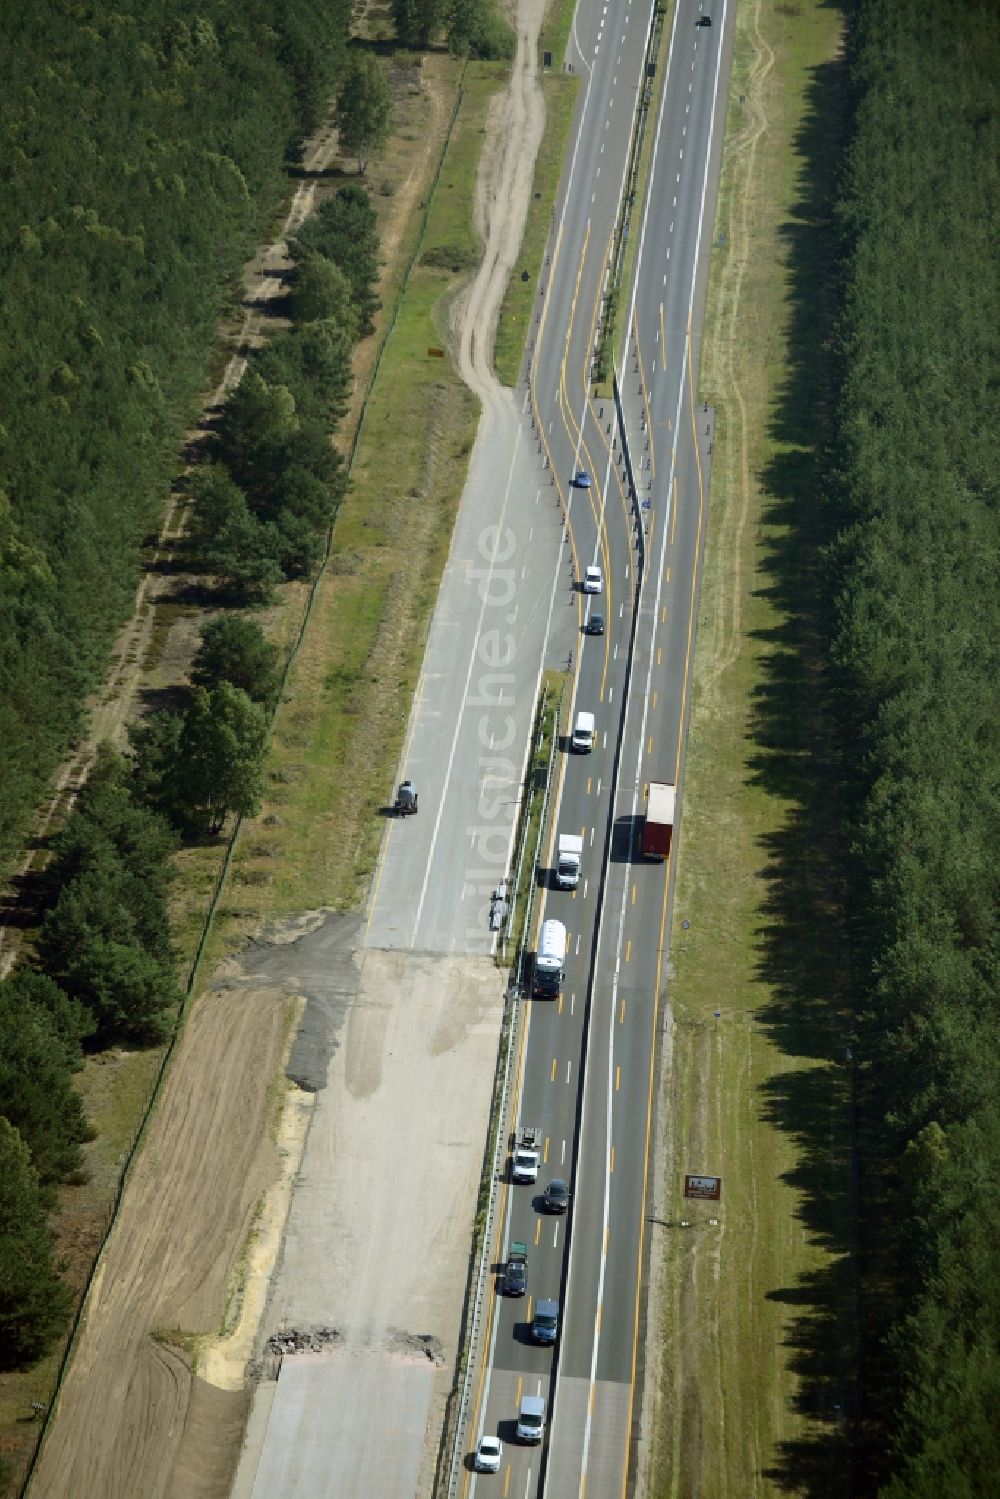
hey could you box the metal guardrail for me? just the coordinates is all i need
[502,702,559,970]
[440,695,559,1497]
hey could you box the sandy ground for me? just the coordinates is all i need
[28,968,296,1499]
[28,4,549,1494]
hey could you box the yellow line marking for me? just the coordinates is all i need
[557,992,563,1014]
[544,1136,550,1162]
[670,474,678,544]
[587,776,592,795]
[666,565,672,583]
[504,1466,511,1497]
[625,939,632,962]
[652,689,658,708]
[660,605,666,624]
[656,646,662,665]
[630,882,637,905]
[647,735,654,753]
[550,1057,557,1082]
[619,998,626,1023]
[615,1065,621,1092]
[611,1145,616,1172]
[534,1218,541,1245]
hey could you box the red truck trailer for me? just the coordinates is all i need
[642,781,676,859]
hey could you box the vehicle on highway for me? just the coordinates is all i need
[474,1434,503,1472]
[571,710,595,752]
[574,469,592,488]
[697,13,712,23]
[532,1298,560,1345]
[583,611,605,636]
[543,1178,569,1213]
[583,563,603,594]
[394,779,418,815]
[503,1240,528,1296]
[516,1394,546,1444]
[556,832,583,889]
[533,918,567,997]
[511,1126,542,1182]
[642,780,676,860]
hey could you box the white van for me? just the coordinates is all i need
[534,918,567,998]
[571,710,595,752]
[583,563,603,594]
[516,1393,546,1443]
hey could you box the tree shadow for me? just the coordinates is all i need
[739,23,870,1497]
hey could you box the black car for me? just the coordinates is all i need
[584,613,605,636]
[543,1178,570,1214]
[697,14,712,25]
[503,1242,528,1296]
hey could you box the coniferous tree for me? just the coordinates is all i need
[335,54,392,174]
[192,615,281,706]
[0,1119,72,1368]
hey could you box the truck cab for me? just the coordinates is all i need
[556,832,583,888]
[571,710,595,752]
[511,1126,541,1183]
[516,1393,545,1443]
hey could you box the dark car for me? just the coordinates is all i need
[697,14,712,25]
[574,469,592,488]
[503,1241,528,1296]
[584,613,605,636]
[543,1178,569,1214]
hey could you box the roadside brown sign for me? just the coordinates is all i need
[684,1174,722,1201]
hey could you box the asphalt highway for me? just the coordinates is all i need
[463,2,732,1495]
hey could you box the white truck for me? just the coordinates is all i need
[556,833,583,888]
[534,918,567,997]
[511,1126,541,1183]
[571,710,595,752]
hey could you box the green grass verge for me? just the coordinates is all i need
[649,2,852,1494]
[187,59,512,967]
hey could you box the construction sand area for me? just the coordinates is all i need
[30,914,504,1499]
